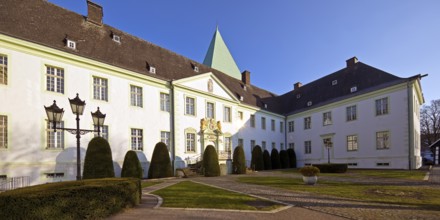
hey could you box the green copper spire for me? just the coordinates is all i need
[203,26,242,80]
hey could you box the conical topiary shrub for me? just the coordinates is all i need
[121,150,143,179]
[83,137,115,179]
[203,145,220,177]
[148,142,173,179]
[263,150,272,170]
[251,145,264,171]
[280,150,290,169]
[287,148,297,168]
[232,146,246,174]
[271,148,281,169]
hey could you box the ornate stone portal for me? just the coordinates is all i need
[200,118,223,153]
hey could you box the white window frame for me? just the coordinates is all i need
[46,66,64,94]
[206,102,215,119]
[250,115,256,128]
[262,141,266,151]
[160,93,170,112]
[280,121,284,133]
[288,121,294,132]
[185,96,196,116]
[94,125,109,140]
[250,140,256,152]
[130,85,143,107]
[93,76,108,101]
[161,131,171,151]
[0,55,7,85]
[66,39,76,49]
[304,141,312,154]
[238,111,243,120]
[271,119,275,131]
[271,142,276,150]
[238,138,244,147]
[0,115,7,149]
[304,117,311,130]
[131,128,143,151]
[223,106,231,122]
[280,143,284,150]
[376,131,390,150]
[47,121,64,149]
[350,86,357,93]
[347,135,358,151]
[323,111,332,126]
[224,136,232,152]
[288,143,294,149]
[346,105,357,121]
[186,133,196,153]
[376,97,389,116]
[261,117,266,130]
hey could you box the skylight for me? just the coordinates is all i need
[66,39,76,49]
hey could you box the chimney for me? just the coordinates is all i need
[294,82,302,90]
[87,1,103,26]
[346,56,358,69]
[241,70,250,85]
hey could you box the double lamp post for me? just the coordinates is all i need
[44,93,106,180]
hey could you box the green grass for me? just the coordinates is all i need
[141,181,162,188]
[280,168,427,180]
[238,176,440,211]
[152,181,282,211]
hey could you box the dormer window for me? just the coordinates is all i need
[194,66,199,72]
[240,96,244,101]
[243,85,247,91]
[296,94,301,99]
[307,101,312,106]
[112,34,121,43]
[332,80,338,86]
[66,39,76,49]
[149,66,156,74]
[264,104,268,109]
[350,86,357,93]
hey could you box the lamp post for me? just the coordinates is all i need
[44,93,106,180]
[324,139,333,164]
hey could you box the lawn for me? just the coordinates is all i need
[141,181,162,188]
[237,176,440,211]
[152,181,282,211]
[280,168,427,180]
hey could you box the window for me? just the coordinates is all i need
[376,162,390,167]
[238,138,243,147]
[112,34,121,43]
[271,142,276,149]
[376,97,389,115]
[347,135,358,151]
[304,117,311,130]
[206,102,215,118]
[376,131,390,149]
[304,141,312,154]
[346,105,357,121]
[0,115,7,149]
[130,85,143,107]
[185,97,195,116]
[194,66,199,72]
[0,55,7,85]
[46,66,64,94]
[131,129,143,151]
[261,117,266,130]
[288,143,294,149]
[238,111,243,120]
[271,119,275,131]
[250,140,256,151]
[0,175,7,180]
[223,106,231,122]
[46,173,64,178]
[250,115,255,128]
[93,77,108,101]
[347,163,358,166]
[161,131,171,150]
[288,121,294,132]
[94,125,109,140]
[186,133,196,152]
[307,101,312,106]
[46,121,64,149]
[149,66,156,74]
[350,86,357,93]
[280,121,284,133]
[160,93,170,112]
[262,141,266,151]
[66,39,76,49]
[332,80,338,85]
[280,143,284,150]
[323,112,332,126]
[296,94,301,99]
[224,137,232,152]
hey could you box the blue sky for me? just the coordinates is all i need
[48,0,440,103]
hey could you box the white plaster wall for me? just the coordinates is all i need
[287,86,415,169]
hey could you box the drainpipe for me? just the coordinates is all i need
[284,116,287,151]
[407,81,413,170]
[170,80,176,174]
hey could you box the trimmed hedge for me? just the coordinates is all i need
[251,145,264,171]
[83,137,115,179]
[0,178,141,219]
[232,146,246,174]
[203,145,221,177]
[280,150,290,169]
[263,150,272,170]
[121,150,143,179]
[287,148,297,168]
[271,148,281,169]
[314,163,348,173]
[148,142,173,179]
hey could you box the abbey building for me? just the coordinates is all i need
[0,0,424,185]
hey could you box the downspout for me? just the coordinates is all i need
[407,81,413,170]
[284,115,287,151]
[170,80,176,174]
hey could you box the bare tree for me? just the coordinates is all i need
[421,99,440,147]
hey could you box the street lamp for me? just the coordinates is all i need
[44,93,106,181]
[324,139,333,164]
